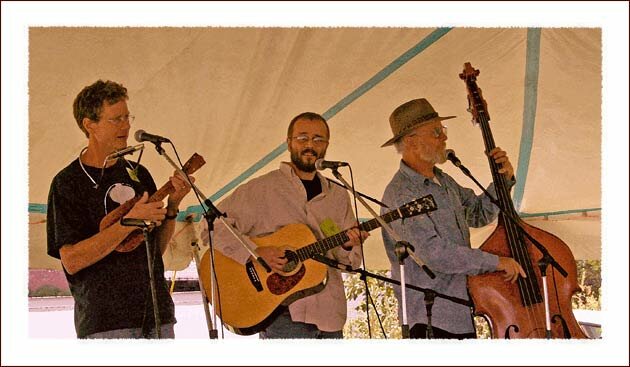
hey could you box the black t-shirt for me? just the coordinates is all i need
[46,158,175,338]
[300,175,322,201]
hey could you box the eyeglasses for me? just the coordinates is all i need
[290,135,329,145]
[409,125,447,139]
[105,114,135,125]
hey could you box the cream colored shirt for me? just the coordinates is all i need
[210,162,363,332]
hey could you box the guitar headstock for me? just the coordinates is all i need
[398,194,438,219]
[182,153,206,175]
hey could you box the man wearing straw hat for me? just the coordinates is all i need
[380,98,525,339]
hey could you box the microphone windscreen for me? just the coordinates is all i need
[314,158,325,171]
[134,129,145,143]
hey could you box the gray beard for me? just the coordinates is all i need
[420,149,447,165]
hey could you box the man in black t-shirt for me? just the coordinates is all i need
[46,80,193,338]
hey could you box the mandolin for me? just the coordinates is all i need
[99,153,205,252]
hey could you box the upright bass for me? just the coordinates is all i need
[460,62,587,339]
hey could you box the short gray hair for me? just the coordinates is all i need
[393,137,406,154]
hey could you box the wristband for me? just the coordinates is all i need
[165,210,179,220]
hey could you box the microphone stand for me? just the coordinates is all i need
[150,142,272,338]
[310,254,471,339]
[328,167,436,339]
[120,218,161,338]
[449,158,568,339]
[186,215,217,339]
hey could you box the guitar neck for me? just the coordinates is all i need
[295,210,402,262]
[148,181,174,203]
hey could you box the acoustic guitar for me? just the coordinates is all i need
[199,194,437,335]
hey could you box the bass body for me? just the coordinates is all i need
[460,62,586,338]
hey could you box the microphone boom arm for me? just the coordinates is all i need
[152,145,272,273]
[329,168,435,279]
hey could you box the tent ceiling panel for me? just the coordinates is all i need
[28,27,602,267]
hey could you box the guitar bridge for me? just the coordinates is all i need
[245,260,263,292]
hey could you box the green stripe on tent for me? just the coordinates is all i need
[519,208,601,218]
[513,28,541,211]
[29,203,48,214]
[322,27,453,119]
[207,144,288,202]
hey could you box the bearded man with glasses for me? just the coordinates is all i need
[46,80,193,338]
[203,112,368,339]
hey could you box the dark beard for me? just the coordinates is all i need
[291,148,319,172]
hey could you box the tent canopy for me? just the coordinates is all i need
[28,27,601,269]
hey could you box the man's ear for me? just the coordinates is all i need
[83,117,94,135]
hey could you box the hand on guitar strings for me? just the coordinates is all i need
[256,246,288,272]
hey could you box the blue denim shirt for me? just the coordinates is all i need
[381,160,513,334]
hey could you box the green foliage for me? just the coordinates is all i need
[572,260,601,310]
[343,260,601,339]
[28,285,71,297]
[474,316,492,339]
[343,271,401,339]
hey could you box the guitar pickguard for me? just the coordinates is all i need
[267,265,306,295]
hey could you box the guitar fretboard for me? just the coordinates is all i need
[295,210,402,262]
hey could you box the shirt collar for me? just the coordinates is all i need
[279,162,331,194]
[398,159,444,185]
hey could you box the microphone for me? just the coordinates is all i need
[134,129,171,144]
[445,149,470,176]
[106,143,145,160]
[315,158,349,171]
[120,218,156,228]
[445,149,462,167]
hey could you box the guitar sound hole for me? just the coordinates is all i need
[281,250,300,273]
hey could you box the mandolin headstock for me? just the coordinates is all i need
[182,153,206,174]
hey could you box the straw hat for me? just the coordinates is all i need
[381,98,456,147]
